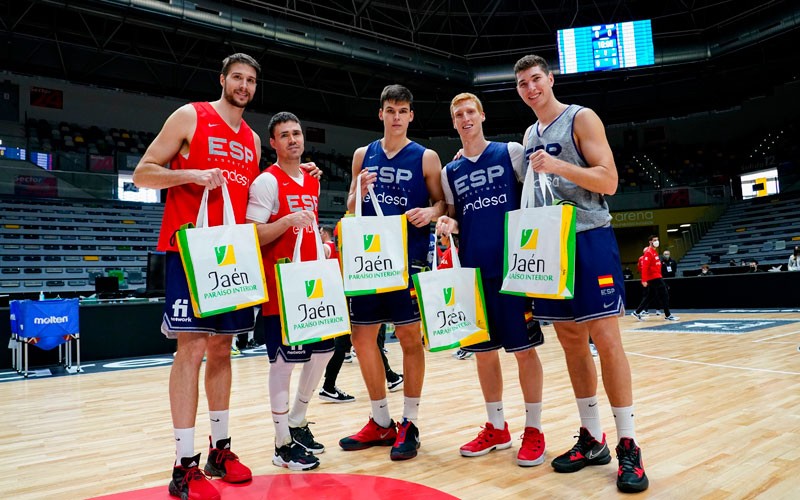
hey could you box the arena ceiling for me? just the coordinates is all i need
[2,0,799,137]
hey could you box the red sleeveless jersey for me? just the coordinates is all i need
[157,102,260,251]
[261,164,321,316]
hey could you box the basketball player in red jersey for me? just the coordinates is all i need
[246,112,335,471]
[133,53,261,500]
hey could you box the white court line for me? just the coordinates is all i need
[754,329,800,342]
[627,351,800,376]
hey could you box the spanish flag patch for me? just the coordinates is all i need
[409,287,417,299]
[597,275,614,288]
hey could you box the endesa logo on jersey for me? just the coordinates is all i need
[453,165,510,214]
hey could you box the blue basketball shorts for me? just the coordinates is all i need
[161,252,258,338]
[531,225,626,323]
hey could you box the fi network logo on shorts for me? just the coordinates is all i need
[214,245,236,266]
[363,234,381,253]
[520,228,539,250]
[443,287,455,307]
[305,279,324,299]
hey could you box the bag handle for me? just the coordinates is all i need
[355,171,384,217]
[196,183,236,228]
[520,164,556,209]
[432,227,461,271]
[291,222,326,263]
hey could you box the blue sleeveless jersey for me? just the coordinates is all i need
[361,140,430,264]
[445,142,521,278]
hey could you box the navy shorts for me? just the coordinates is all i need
[264,315,335,363]
[532,225,626,323]
[161,252,258,338]
[462,276,544,353]
[348,266,422,326]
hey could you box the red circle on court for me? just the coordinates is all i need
[89,473,458,500]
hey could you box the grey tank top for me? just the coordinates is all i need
[524,104,612,232]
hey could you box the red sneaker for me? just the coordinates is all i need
[459,422,512,457]
[169,454,220,500]
[517,427,546,466]
[203,437,252,483]
[339,418,397,451]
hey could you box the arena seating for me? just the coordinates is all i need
[678,193,800,273]
[0,196,163,295]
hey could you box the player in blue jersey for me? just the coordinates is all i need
[514,54,648,493]
[339,84,445,461]
[437,93,546,468]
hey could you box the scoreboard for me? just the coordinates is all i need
[558,20,654,75]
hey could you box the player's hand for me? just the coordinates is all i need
[301,162,323,179]
[358,169,377,199]
[284,210,316,229]
[435,215,458,236]
[406,207,435,228]
[193,168,226,189]
[528,149,560,175]
[452,148,464,161]
[641,281,648,287]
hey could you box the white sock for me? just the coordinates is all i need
[612,405,636,441]
[288,352,332,427]
[371,398,392,428]
[524,402,543,431]
[209,410,229,446]
[269,357,294,447]
[174,427,195,466]
[576,396,603,441]
[486,401,505,429]
[402,397,421,422]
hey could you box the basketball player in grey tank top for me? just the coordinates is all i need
[514,54,650,494]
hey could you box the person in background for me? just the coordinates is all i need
[699,264,713,276]
[661,250,677,278]
[632,236,679,322]
[788,246,800,271]
[748,260,761,273]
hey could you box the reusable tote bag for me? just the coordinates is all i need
[176,184,268,317]
[412,237,490,352]
[340,175,409,296]
[501,167,576,299]
[275,225,351,346]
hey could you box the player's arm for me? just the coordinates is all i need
[246,173,314,246]
[132,105,225,190]
[435,165,459,235]
[406,149,445,228]
[527,108,618,195]
[345,147,377,213]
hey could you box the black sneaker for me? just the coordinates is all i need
[272,441,320,471]
[616,437,649,492]
[244,339,258,349]
[387,372,404,393]
[169,454,220,500]
[390,419,420,461]
[551,427,611,473]
[290,422,325,454]
[319,386,356,403]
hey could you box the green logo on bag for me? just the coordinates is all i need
[215,245,236,266]
[363,234,381,252]
[443,287,455,306]
[305,279,324,299]
[520,228,538,250]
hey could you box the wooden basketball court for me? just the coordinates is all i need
[1,311,798,499]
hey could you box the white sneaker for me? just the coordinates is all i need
[665,315,680,321]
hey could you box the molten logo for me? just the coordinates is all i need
[520,228,538,250]
[215,245,236,266]
[443,287,455,307]
[305,279,324,299]
[363,234,381,253]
